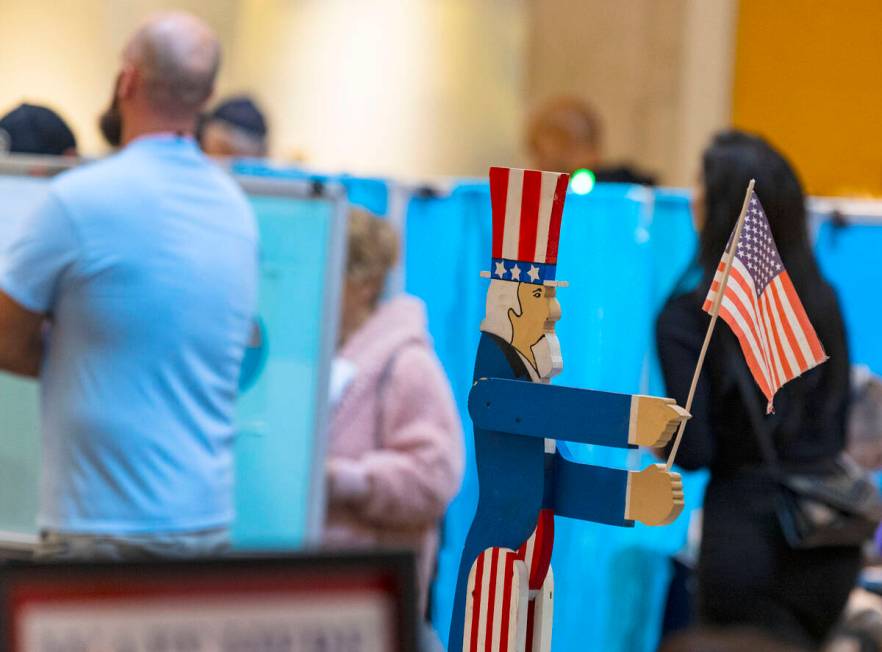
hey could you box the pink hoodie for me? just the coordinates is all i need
[324,294,464,607]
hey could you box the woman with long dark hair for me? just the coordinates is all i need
[656,130,860,647]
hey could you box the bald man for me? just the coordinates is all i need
[0,13,258,560]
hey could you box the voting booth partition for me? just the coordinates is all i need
[1,157,882,652]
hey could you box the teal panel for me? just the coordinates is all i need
[0,176,51,539]
[0,376,40,538]
[232,194,340,550]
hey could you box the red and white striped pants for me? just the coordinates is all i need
[463,509,555,652]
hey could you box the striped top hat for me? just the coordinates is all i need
[486,166,569,285]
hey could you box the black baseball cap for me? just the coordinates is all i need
[206,96,267,137]
[0,103,77,156]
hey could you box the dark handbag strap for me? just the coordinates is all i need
[726,340,781,467]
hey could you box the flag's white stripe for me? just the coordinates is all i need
[705,268,725,305]
[747,282,780,392]
[721,294,772,390]
[476,551,490,651]
[534,173,557,264]
[491,552,506,647]
[759,291,786,390]
[724,264,775,388]
[721,295,773,390]
[502,169,524,260]
[765,283,800,379]
[727,263,770,363]
[731,259,780,391]
[772,276,815,368]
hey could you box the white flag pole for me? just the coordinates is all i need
[666,178,755,471]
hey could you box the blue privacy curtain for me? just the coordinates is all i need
[814,216,882,375]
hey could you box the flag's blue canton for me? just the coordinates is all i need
[735,191,783,292]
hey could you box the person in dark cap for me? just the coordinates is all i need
[0,103,77,157]
[198,95,268,158]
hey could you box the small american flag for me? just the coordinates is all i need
[704,190,828,413]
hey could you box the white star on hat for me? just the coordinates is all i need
[510,264,521,281]
[528,265,540,282]
[494,261,507,278]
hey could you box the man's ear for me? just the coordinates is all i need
[117,65,139,101]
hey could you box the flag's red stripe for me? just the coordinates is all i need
[469,552,486,652]
[720,305,773,401]
[762,290,795,381]
[769,279,809,371]
[544,173,569,264]
[779,272,826,363]
[485,548,500,651]
[499,553,515,652]
[489,167,509,259]
[723,269,774,387]
[744,275,780,392]
[727,269,769,354]
[729,266,779,391]
[518,170,542,262]
[762,286,799,385]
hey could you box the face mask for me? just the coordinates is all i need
[531,333,562,380]
[98,75,123,148]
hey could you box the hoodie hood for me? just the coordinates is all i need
[339,294,431,366]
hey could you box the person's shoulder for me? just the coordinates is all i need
[201,159,255,223]
[44,153,134,222]
[50,153,127,199]
[813,277,841,306]
[658,290,702,327]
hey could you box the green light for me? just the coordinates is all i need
[570,168,595,195]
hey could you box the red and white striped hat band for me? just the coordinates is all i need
[489,166,570,285]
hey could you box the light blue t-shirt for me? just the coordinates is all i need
[0,134,258,534]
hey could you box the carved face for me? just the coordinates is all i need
[509,283,559,350]
[480,279,563,378]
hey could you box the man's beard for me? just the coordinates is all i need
[98,78,122,148]
[531,333,562,380]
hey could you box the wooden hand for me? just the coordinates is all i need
[629,396,690,448]
[625,463,684,526]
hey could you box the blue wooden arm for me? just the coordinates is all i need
[468,377,634,449]
[549,452,632,527]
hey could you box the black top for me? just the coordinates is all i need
[656,282,850,475]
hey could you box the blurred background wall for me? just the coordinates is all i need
[0,0,880,192]
[732,0,882,197]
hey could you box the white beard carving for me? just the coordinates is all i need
[531,332,562,380]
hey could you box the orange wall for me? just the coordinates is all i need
[733,0,882,196]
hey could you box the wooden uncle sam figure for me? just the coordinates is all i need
[450,167,691,652]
